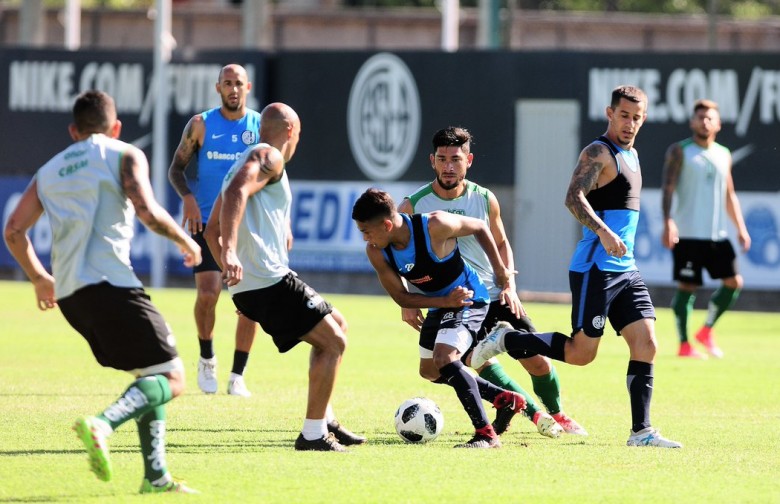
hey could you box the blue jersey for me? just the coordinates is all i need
[195,107,261,219]
[569,136,642,273]
[383,213,489,306]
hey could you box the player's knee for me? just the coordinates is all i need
[519,355,552,375]
[566,349,597,366]
[195,288,220,309]
[166,371,186,398]
[418,362,440,381]
[725,275,743,290]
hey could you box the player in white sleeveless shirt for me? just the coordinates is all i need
[401,126,586,438]
[662,99,751,359]
[204,103,364,452]
[4,90,201,493]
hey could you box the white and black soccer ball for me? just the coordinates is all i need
[394,397,444,443]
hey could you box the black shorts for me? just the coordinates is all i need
[672,239,738,286]
[57,282,179,371]
[192,229,220,274]
[569,266,655,337]
[477,300,538,341]
[419,302,488,356]
[232,272,333,353]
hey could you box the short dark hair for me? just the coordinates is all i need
[693,99,719,115]
[72,90,116,134]
[431,126,473,154]
[351,188,396,223]
[610,85,647,109]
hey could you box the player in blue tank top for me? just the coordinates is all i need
[168,64,261,397]
[471,86,682,448]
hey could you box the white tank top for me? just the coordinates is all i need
[35,134,143,299]
[674,139,731,241]
[406,181,500,300]
[223,144,292,294]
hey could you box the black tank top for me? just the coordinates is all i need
[384,214,464,293]
[586,135,642,212]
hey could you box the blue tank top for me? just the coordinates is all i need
[569,136,641,273]
[382,213,489,305]
[195,107,261,219]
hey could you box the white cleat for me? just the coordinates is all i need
[533,411,563,439]
[227,373,252,397]
[471,321,513,369]
[552,412,589,436]
[626,427,682,448]
[197,356,218,394]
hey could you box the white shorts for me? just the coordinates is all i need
[419,327,474,359]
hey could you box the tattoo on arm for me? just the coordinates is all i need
[168,121,199,197]
[661,144,682,219]
[566,145,605,231]
[121,153,179,241]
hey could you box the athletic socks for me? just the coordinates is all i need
[302,418,328,440]
[531,366,562,415]
[505,331,569,362]
[97,375,173,431]
[439,361,490,429]
[706,286,740,327]
[136,406,169,483]
[231,350,250,375]
[671,290,695,343]
[198,338,214,360]
[626,360,653,433]
[479,362,540,417]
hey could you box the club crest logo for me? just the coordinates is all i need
[592,315,606,330]
[347,53,421,181]
[241,130,257,145]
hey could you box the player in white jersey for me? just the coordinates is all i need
[662,99,751,359]
[204,103,364,452]
[4,90,202,492]
[400,126,586,438]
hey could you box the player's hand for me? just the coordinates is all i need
[499,287,526,318]
[444,286,474,307]
[402,307,425,331]
[180,238,202,268]
[661,220,679,250]
[221,249,243,286]
[32,273,57,311]
[181,195,203,234]
[739,229,751,253]
[598,227,627,258]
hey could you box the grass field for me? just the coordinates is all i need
[0,279,778,503]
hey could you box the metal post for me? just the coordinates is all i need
[441,0,459,52]
[64,0,81,50]
[708,0,718,50]
[151,0,174,288]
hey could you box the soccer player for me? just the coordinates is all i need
[204,102,365,452]
[352,188,528,449]
[4,90,202,492]
[400,126,587,438]
[168,63,260,396]
[661,99,751,359]
[472,85,682,448]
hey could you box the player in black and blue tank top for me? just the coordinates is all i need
[353,188,529,449]
[168,64,260,397]
[471,86,682,448]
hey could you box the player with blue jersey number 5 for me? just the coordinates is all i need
[168,64,261,397]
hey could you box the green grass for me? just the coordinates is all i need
[0,279,778,503]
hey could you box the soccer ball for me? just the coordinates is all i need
[394,397,444,443]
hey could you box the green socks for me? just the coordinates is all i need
[531,366,562,415]
[136,406,169,483]
[706,286,739,327]
[97,375,173,431]
[479,362,540,417]
[671,290,695,343]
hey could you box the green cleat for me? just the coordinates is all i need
[72,417,112,482]
[140,477,199,494]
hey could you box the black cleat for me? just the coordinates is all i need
[327,420,366,446]
[491,404,516,435]
[454,425,502,449]
[294,433,348,452]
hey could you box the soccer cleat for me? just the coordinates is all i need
[678,341,707,359]
[471,321,513,368]
[532,411,563,438]
[491,403,516,435]
[695,326,724,358]
[227,373,251,397]
[327,420,366,446]
[492,390,527,415]
[140,477,199,494]
[626,427,682,448]
[73,416,113,482]
[552,412,589,436]
[294,432,348,452]
[454,425,501,449]
[197,356,218,394]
